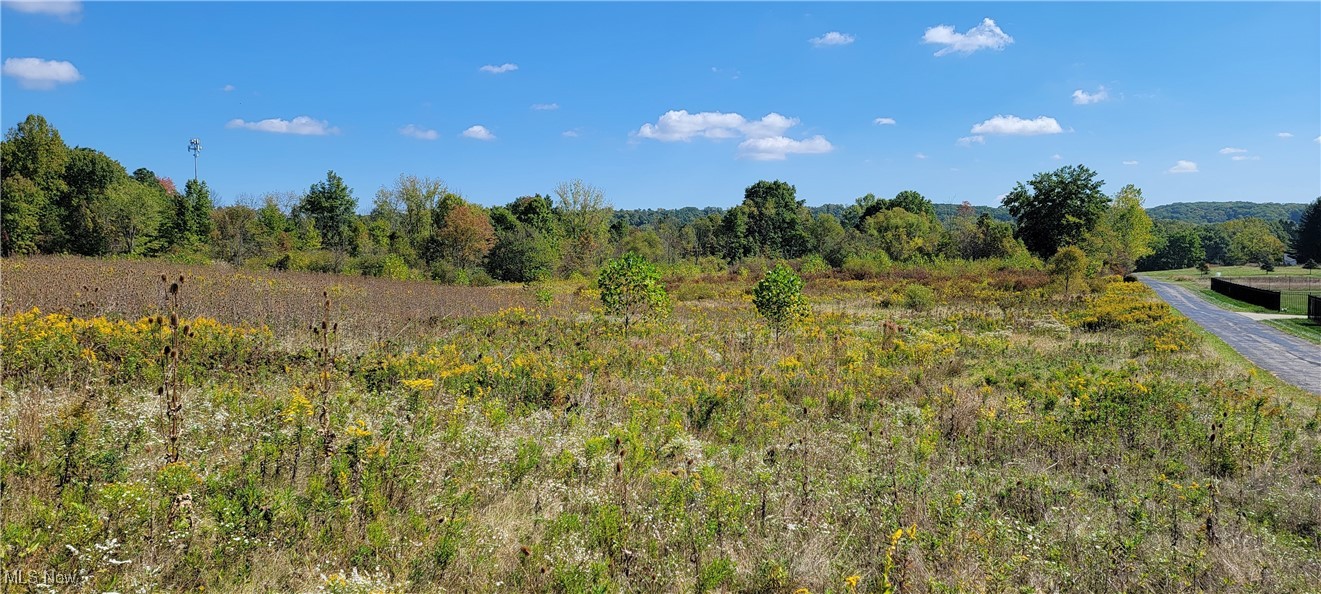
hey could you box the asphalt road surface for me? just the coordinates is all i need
[1141,277,1321,395]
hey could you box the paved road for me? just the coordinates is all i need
[1140,278,1321,395]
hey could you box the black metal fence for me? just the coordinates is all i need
[1309,295,1321,323]
[1227,275,1321,293]
[1211,277,1281,311]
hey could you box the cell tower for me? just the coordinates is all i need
[188,138,202,181]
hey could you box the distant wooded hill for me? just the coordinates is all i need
[613,203,1016,227]
[613,201,1308,228]
[1145,201,1308,224]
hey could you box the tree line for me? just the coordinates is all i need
[4,114,1317,281]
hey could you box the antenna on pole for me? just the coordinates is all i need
[188,138,202,181]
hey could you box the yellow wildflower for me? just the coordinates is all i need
[401,378,435,390]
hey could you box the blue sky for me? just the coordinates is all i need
[3,1,1319,211]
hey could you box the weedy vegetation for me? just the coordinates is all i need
[1,255,1319,593]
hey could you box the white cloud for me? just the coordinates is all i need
[1123,160,1139,166]
[399,124,438,140]
[226,116,339,136]
[1051,154,1062,160]
[222,84,236,92]
[3,1,81,21]
[1277,132,1293,138]
[1220,147,1260,161]
[531,103,559,111]
[737,135,833,161]
[914,152,928,160]
[1315,135,1320,144]
[1072,87,1109,105]
[810,31,855,47]
[462,125,495,141]
[956,135,985,147]
[970,114,1063,136]
[479,63,518,74]
[922,18,1013,56]
[562,129,580,138]
[634,109,829,160]
[873,117,896,125]
[1167,160,1198,174]
[2,57,82,90]
[636,110,745,141]
[739,113,799,139]
[634,110,797,142]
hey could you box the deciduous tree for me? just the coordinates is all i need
[1002,165,1109,258]
[556,179,612,275]
[1137,221,1204,271]
[1,175,44,255]
[753,263,810,339]
[103,178,166,255]
[1087,184,1155,274]
[372,174,448,265]
[1048,245,1088,296]
[0,114,69,202]
[862,206,943,262]
[297,170,357,252]
[432,202,496,269]
[1223,218,1286,265]
[597,252,670,329]
[741,180,811,258]
[60,147,128,255]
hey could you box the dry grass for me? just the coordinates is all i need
[1,255,531,346]
[1,257,1319,593]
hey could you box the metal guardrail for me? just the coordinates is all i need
[1210,277,1281,311]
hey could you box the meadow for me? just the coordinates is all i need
[1,256,1319,593]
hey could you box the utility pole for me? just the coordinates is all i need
[188,138,202,181]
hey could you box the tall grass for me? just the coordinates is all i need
[0,260,1318,592]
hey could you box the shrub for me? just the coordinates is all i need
[799,254,831,275]
[526,282,554,307]
[753,262,810,339]
[1260,261,1275,273]
[597,252,670,328]
[903,284,936,311]
[840,250,892,280]
[379,254,415,280]
[468,268,498,286]
[672,282,721,302]
[430,261,471,285]
[302,250,346,274]
[1048,246,1088,296]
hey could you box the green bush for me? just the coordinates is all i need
[840,250,892,279]
[753,262,810,338]
[903,283,936,311]
[380,254,415,280]
[597,252,671,328]
[799,254,831,275]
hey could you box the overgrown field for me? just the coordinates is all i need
[2,256,1319,593]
